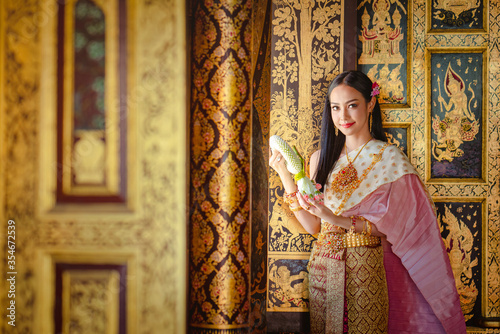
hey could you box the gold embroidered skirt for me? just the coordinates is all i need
[308,242,388,334]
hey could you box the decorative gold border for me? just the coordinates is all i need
[266,254,310,313]
[425,47,488,184]
[39,0,137,213]
[382,121,412,160]
[35,248,137,334]
[62,0,120,195]
[62,269,120,334]
[427,0,489,34]
[432,197,487,319]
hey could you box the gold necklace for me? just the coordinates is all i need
[330,138,372,196]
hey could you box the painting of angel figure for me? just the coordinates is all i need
[435,201,482,324]
[430,52,483,179]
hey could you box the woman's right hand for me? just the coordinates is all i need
[269,148,288,176]
[269,148,297,193]
[270,148,322,235]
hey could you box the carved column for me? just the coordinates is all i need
[188,0,252,332]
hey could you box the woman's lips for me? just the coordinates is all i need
[341,122,354,128]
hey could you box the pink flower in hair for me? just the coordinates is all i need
[371,82,380,97]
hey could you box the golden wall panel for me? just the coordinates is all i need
[426,0,488,33]
[1,1,41,332]
[357,0,412,108]
[62,270,120,333]
[263,0,500,330]
[408,0,499,325]
[268,0,344,251]
[425,47,487,184]
[39,0,133,208]
[60,0,121,198]
[0,0,187,333]
[432,197,487,324]
[267,0,344,330]
[36,250,136,333]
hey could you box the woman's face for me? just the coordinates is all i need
[329,84,374,139]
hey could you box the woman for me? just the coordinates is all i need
[269,71,466,333]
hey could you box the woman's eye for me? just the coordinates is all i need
[348,104,357,108]
[331,106,338,111]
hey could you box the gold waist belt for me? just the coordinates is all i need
[341,231,381,248]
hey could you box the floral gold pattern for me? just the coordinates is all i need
[267,2,342,324]
[189,0,252,329]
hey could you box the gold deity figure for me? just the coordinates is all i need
[358,0,405,65]
[432,64,479,162]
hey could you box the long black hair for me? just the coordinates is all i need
[314,70,387,190]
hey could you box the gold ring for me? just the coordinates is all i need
[305,205,310,210]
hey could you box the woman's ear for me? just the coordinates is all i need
[369,96,376,112]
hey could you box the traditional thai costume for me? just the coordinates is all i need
[308,139,466,333]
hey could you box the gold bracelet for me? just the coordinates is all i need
[290,205,303,212]
[357,216,372,236]
[284,189,298,199]
[365,220,372,235]
[349,216,356,233]
[284,189,298,205]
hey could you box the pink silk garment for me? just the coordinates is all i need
[343,173,466,334]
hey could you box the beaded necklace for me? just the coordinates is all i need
[330,138,372,197]
[333,142,389,215]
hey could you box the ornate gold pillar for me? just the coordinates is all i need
[188,0,252,332]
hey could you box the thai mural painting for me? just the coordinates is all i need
[430,52,484,180]
[357,0,409,106]
[383,124,410,157]
[354,0,499,330]
[431,0,484,30]
[267,0,343,330]
[435,200,483,325]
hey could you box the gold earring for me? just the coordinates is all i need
[335,125,338,136]
[369,113,373,133]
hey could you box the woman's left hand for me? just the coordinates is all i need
[296,193,334,222]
